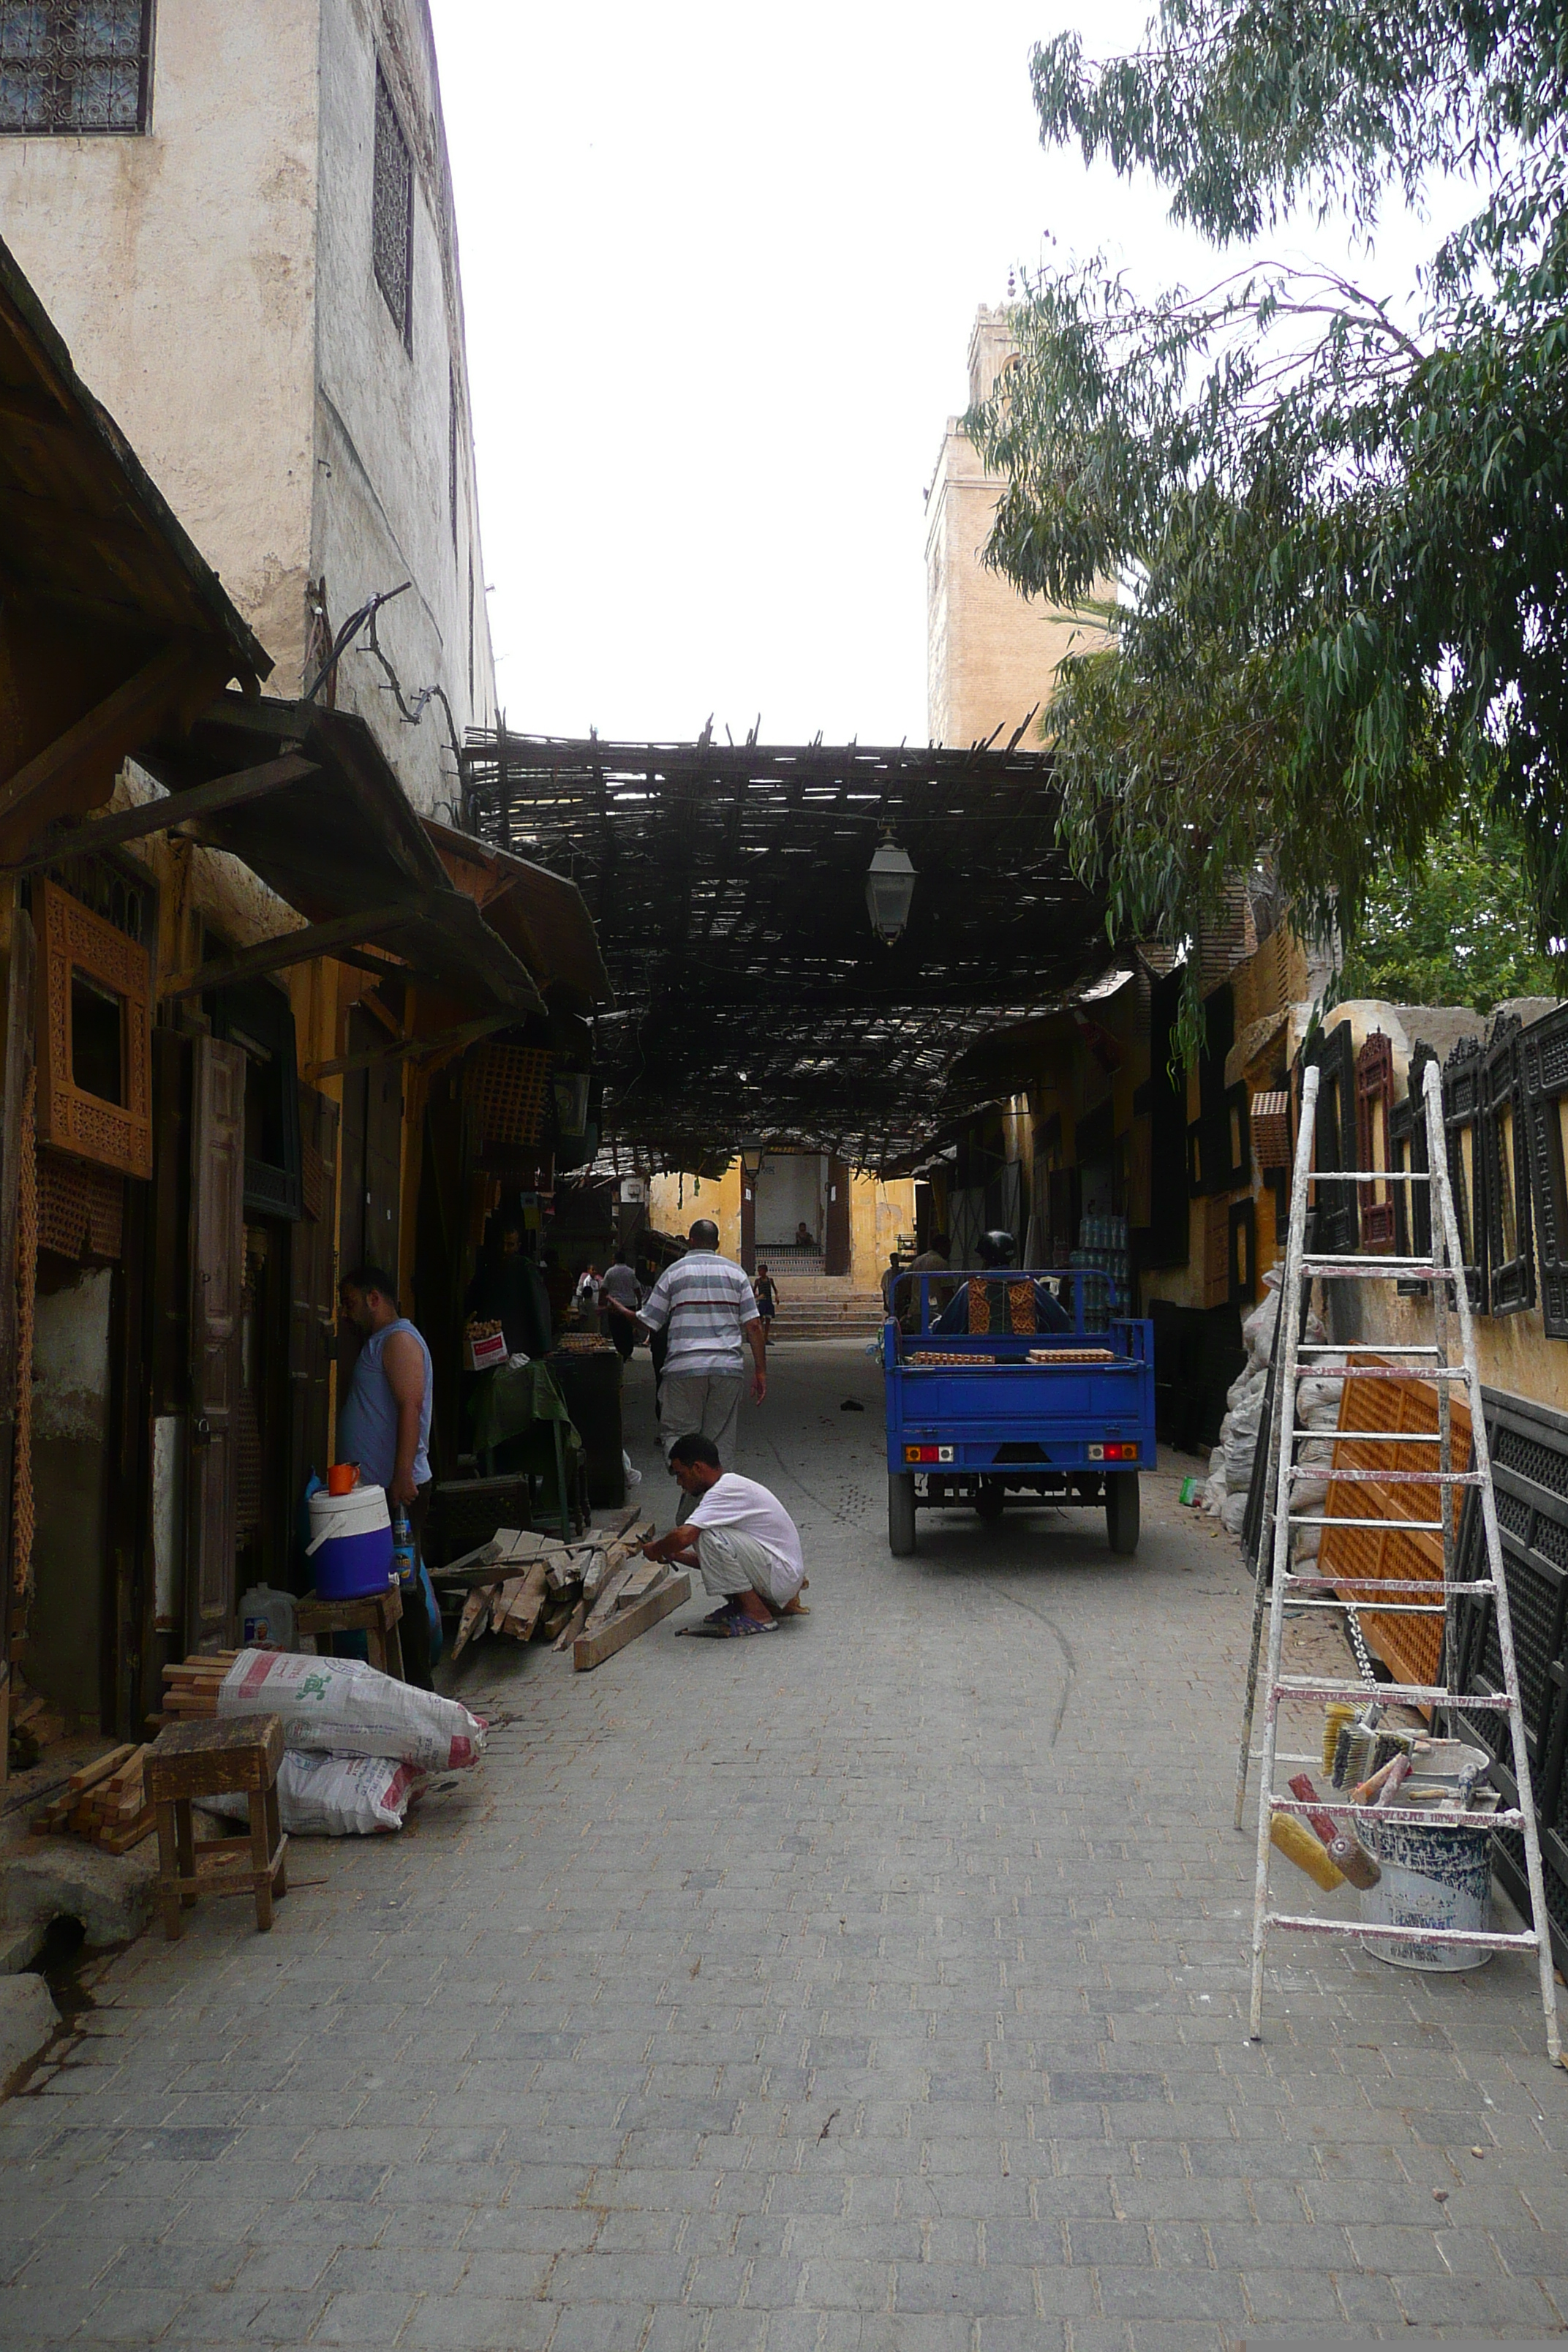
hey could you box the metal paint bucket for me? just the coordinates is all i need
[1363,1752,1495,1970]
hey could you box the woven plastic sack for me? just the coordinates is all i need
[216,1648,486,1769]
[197,1750,422,1836]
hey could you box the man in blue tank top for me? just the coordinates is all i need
[338,1265,434,1689]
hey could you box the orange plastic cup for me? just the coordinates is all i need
[327,1463,358,1497]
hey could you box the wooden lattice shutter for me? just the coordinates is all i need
[1442,1036,1487,1311]
[1481,1015,1534,1313]
[1355,1030,1396,1251]
[1520,1003,1568,1338]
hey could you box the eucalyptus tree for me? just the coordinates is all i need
[973,1,1568,1049]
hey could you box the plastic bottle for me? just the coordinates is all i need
[391,1506,416,1591]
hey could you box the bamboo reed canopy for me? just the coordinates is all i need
[461,731,1120,1168]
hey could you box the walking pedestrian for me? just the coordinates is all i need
[337,1264,436,1689]
[752,1262,778,1346]
[637,1218,766,1517]
[600,1253,643,1362]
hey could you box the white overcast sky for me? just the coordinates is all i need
[430,3,1462,748]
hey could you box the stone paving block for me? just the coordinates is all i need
[398,2293,558,2350]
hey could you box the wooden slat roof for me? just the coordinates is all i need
[461,731,1118,1166]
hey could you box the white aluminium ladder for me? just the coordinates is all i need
[1238,1058,1561,2062]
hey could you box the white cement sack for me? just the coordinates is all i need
[1220,1490,1248,1537]
[197,1750,423,1836]
[217,1649,486,1771]
[1202,1472,1226,1515]
[1209,1443,1227,1479]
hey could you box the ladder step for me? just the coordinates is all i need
[1303,1259,1452,1278]
[1297,1343,1441,1355]
[1294,1429,1463,1443]
[1285,1466,1480,1485]
[1270,1796,1527,1831]
[1275,1594,1451,1615]
[1266,1913,1538,1954]
[1293,1365,1473,1382]
[1288,1513,1449,1531]
[1308,1169,1431,1183]
[1273,1675,1515,1708]
[1281,1575,1493,1597]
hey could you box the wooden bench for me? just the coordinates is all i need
[145,1715,288,1940]
[295,1584,405,1679]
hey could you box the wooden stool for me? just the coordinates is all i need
[295,1583,405,1679]
[145,1715,288,1940]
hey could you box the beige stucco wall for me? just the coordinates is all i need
[312,0,496,815]
[924,306,1108,750]
[0,0,495,818]
[0,0,322,674]
[648,1161,915,1291]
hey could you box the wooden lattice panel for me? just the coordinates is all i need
[37,1147,124,1261]
[1320,1360,1472,1687]
[34,880,152,1179]
[464,1043,551,1148]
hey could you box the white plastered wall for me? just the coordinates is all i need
[0,0,322,679]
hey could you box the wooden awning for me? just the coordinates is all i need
[119,693,543,1017]
[0,235,270,859]
[423,818,611,1012]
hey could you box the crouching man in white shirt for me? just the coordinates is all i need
[641,1433,808,1635]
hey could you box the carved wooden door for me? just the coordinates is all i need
[186,1036,244,1651]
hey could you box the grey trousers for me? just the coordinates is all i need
[694,1526,794,1609]
[659,1369,742,1520]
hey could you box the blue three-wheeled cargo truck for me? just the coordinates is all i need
[882,1268,1157,1557]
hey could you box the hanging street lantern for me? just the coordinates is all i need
[865,835,916,945]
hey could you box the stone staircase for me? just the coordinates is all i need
[764,1277,885,1343]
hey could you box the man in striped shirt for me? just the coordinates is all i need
[637,1219,767,1517]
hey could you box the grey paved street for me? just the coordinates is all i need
[1,1340,1565,2349]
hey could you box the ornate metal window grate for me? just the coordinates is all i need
[372,61,412,344]
[0,1,151,135]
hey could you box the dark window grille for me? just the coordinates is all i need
[372,61,412,344]
[1520,1002,1568,1340]
[0,0,151,134]
[1480,1014,1534,1313]
[1442,1034,1486,1309]
[1297,1019,1357,1252]
[1390,1041,1435,1285]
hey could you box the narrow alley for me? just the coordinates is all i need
[0,1341,1563,2351]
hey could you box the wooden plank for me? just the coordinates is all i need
[614,1558,666,1608]
[160,903,413,999]
[304,1011,516,1085]
[584,1562,637,1632]
[1,755,316,876]
[573,1572,690,1671]
[0,639,192,825]
[553,1598,588,1653]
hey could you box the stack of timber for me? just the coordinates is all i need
[434,1507,685,1667]
[157,1652,238,1725]
[31,1743,155,1852]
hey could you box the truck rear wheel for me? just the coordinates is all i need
[1105,1471,1140,1556]
[888,1472,916,1556]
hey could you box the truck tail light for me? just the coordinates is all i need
[904,1444,954,1463]
[1088,1443,1139,1462]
